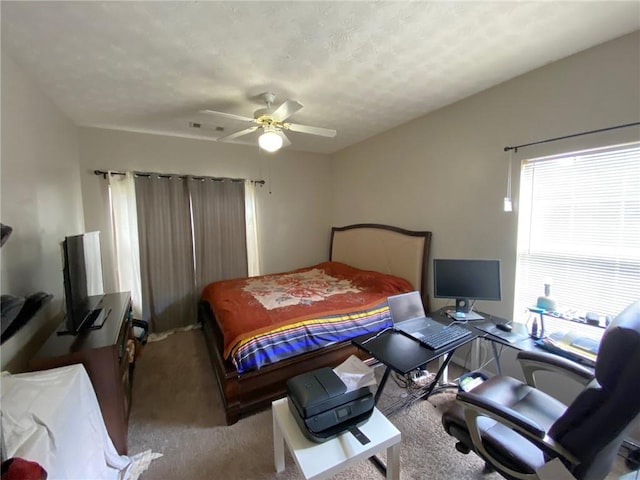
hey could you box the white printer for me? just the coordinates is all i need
[286,367,374,443]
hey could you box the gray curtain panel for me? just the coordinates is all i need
[189,178,248,294]
[135,175,196,332]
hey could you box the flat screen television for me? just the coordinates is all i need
[433,259,502,316]
[60,233,105,335]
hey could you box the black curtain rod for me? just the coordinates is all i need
[93,169,265,185]
[504,121,640,153]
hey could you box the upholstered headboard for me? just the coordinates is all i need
[330,224,432,310]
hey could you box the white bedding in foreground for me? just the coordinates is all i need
[1,364,159,480]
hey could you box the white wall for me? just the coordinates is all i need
[330,32,640,320]
[331,31,640,442]
[0,53,85,372]
[78,128,333,293]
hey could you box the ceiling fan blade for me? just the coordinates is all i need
[270,100,303,122]
[216,126,259,142]
[279,130,291,148]
[285,122,337,138]
[200,109,255,123]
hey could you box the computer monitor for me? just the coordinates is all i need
[433,259,502,315]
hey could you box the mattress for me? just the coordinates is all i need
[202,261,413,372]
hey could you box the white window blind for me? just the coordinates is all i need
[514,142,640,333]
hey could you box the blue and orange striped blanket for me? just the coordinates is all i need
[202,261,413,372]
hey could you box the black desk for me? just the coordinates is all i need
[352,319,477,477]
[353,306,591,406]
[352,307,542,405]
[352,317,477,404]
[465,316,533,375]
[439,308,596,374]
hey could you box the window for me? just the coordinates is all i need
[514,142,640,334]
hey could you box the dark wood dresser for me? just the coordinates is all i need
[29,291,133,455]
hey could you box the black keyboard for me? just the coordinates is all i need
[422,324,472,350]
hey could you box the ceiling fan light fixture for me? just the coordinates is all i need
[202,94,335,150]
[258,130,283,152]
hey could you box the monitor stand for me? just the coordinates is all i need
[447,298,485,321]
[456,298,471,313]
[446,310,485,321]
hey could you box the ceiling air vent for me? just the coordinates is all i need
[189,122,224,132]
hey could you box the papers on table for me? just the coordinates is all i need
[541,331,598,365]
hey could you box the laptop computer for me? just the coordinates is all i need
[387,291,471,349]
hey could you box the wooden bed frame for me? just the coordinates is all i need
[199,223,432,425]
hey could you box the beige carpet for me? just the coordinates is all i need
[127,328,630,479]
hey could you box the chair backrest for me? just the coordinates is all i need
[549,300,640,480]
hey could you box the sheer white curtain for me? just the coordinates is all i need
[108,172,142,318]
[245,180,261,277]
[83,231,105,296]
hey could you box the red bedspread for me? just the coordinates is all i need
[202,261,413,358]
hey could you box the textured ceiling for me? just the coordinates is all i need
[2,1,639,154]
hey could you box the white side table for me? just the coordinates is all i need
[272,397,401,480]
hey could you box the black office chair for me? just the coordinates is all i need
[442,300,640,480]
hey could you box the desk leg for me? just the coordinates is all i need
[491,341,502,375]
[273,411,285,473]
[438,356,449,384]
[375,366,392,404]
[386,442,400,480]
[422,351,455,399]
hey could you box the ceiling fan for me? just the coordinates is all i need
[200,93,337,152]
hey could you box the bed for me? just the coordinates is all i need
[199,223,432,424]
